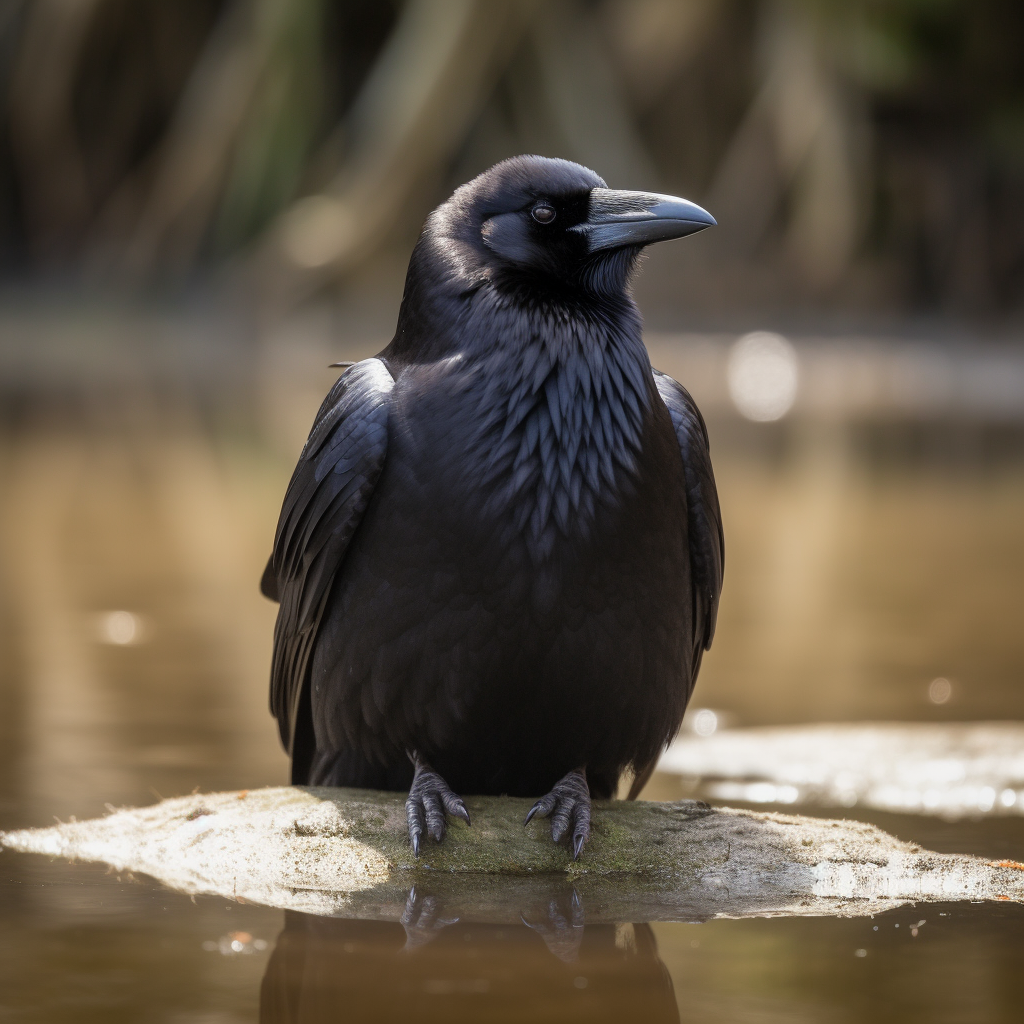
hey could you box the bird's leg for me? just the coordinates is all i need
[405,751,470,856]
[524,767,591,860]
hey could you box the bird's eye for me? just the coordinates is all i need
[531,204,556,224]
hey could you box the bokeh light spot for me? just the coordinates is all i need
[692,708,718,737]
[727,331,799,421]
[98,610,140,645]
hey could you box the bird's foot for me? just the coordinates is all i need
[521,887,585,963]
[524,767,591,860]
[405,753,470,856]
[400,885,459,951]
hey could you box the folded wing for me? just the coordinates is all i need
[652,368,725,675]
[261,358,394,761]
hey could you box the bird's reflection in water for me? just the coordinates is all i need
[260,886,679,1023]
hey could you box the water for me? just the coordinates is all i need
[2,339,1024,1021]
[5,847,1024,1023]
[658,722,1024,817]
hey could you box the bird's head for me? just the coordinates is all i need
[426,155,716,299]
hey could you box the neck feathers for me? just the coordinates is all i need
[465,291,652,561]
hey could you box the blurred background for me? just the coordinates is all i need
[2,2,1024,1021]
[1,0,1024,308]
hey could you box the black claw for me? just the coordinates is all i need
[443,792,471,825]
[405,753,469,854]
[525,768,592,857]
[525,792,555,826]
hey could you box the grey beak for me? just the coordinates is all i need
[578,188,716,252]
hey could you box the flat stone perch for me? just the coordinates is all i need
[3,786,1022,923]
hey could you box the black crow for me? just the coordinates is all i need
[261,156,724,859]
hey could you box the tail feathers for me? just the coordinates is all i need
[626,758,659,801]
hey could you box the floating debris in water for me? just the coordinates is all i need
[658,723,1024,819]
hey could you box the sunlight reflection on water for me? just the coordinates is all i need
[659,724,1024,818]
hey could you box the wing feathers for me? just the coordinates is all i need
[652,368,725,657]
[628,369,724,801]
[263,358,394,753]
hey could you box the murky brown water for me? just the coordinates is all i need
[2,366,1024,1022]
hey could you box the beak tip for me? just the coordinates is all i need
[690,206,716,229]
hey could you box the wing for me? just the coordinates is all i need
[261,358,395,758]
[629,369,724,800]
[653,368,725,663]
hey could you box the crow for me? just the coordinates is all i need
[261,156,724,860]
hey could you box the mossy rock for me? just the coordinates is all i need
[4,785,1023,923]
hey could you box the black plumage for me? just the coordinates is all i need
[261,156,723,857]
